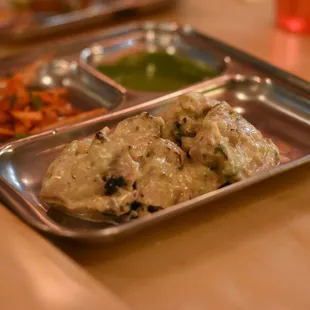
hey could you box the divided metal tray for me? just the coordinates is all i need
[0,22,309,242]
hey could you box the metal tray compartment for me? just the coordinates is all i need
[35,59,124,111]
[0,74,309,242]
[0,59,124,144]
[80,22,227,95]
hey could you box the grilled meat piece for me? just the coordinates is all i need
[162,92,219,151]
[163,92,280,182]
[40,92,280,221]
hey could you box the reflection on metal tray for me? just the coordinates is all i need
[35,59,124,110]
[0,0,175,42]
[0,74,309,242]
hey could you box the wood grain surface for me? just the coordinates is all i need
[0,208,131,310]
[0,0,309,309]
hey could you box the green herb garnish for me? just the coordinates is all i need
[10,95,18,108]
[15,133,28,139]
[31,93,43,111]
[215,145,228,159]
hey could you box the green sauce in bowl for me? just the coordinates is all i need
[96,52,218,92]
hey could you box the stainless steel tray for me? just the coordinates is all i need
[0,0,175,43]
[0,22,309,242]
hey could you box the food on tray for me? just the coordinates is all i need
[161,92,280,182]
[96,52,217,92]
[0,56,107,142]
[40,92,280,221]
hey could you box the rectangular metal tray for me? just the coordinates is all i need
[0,0,175,43]
[0,22,309,243]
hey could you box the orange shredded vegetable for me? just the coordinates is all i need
[0,57,107,142]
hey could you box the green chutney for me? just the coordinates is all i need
[96,52,217,92]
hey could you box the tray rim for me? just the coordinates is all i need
[0,74,309,241]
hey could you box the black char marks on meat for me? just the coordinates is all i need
[130,201,142,211]
[95,131,106,142]
[104,176,127,195]
[173,120,196,148]
[174,121,182,147]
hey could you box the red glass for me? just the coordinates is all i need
[276,0,310,34]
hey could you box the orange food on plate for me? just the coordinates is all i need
[0,58,107,142]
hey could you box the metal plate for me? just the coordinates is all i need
[0,0,175,43]
[0,74,308,242]
[0,22,309,242]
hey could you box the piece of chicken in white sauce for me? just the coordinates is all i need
[132,138,224,218]
[162,92,220,152]
[40,130,138,218]
[161,92,280,182]
[40,111,223,220]
[40,92,280,221]
[40,113,164,217]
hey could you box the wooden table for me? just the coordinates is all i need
[0,207,131,310]
[0,0,310,309]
